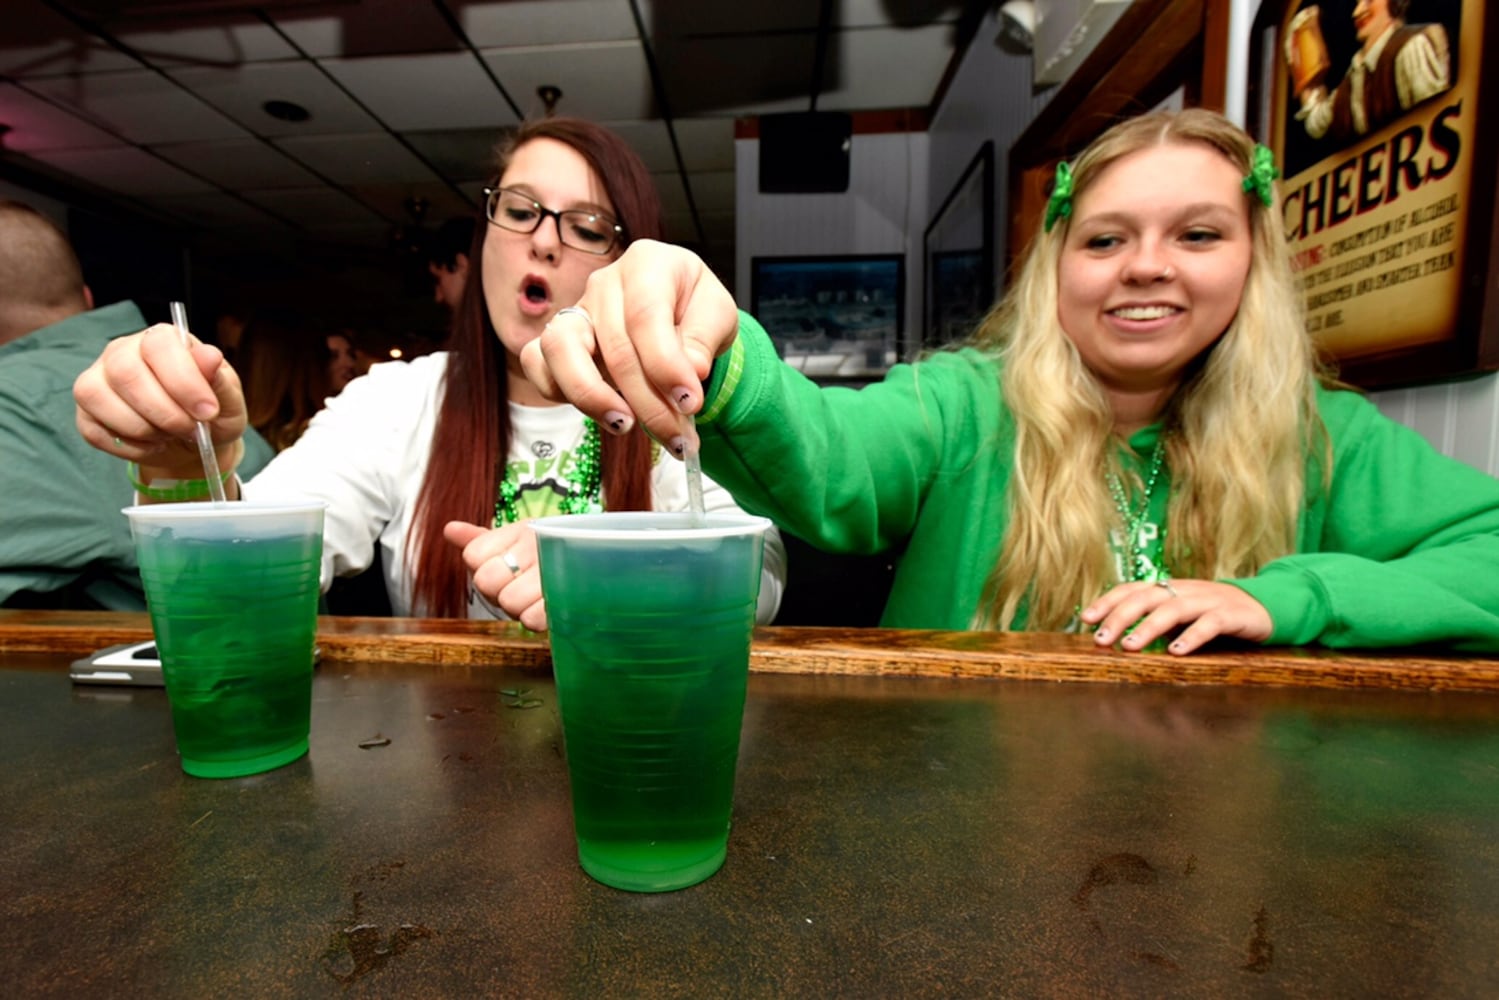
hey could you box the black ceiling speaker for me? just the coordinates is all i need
[758,111,852,194]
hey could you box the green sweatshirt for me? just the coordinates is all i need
[0,302,276,610]
[698,313,1499,651]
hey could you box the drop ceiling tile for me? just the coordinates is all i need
[695,210,736,242]
[686,170,735,213]
[269,1,462,58]
[115,19,298,67]
[150,191,292,231]
[169,61,380,136]
[810,25,957,111]
[152,138,323,190]
[837,0,964,29]
[0,5,138,76]
[0,82,120,151]
[24,146,215,197]
[271,133,440,186]
[457,179,490,205]
[480,41,655,122]
[668,117,735,172]
[23,70,248,144]
[301,222,394,249]
[634,0,822,36]
[404,129,511,182]
[595,119,674,171]
[461,0,638,47]
[650,33,816,117]
[662,211,695,243]
[604,118,734,174]
[241,186,383,226]
[321,52,518,131]
[652,170,689,216]
[348,183,476,226]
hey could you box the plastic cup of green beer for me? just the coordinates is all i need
[123,500,325,779]
[531,511,772,892]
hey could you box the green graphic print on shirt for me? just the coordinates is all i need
[497,436,602,524]
[1109,518,1166,584]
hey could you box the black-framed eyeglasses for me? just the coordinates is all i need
[482,187,624,255]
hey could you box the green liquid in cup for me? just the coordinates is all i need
[551,610,751,891]
[536,516,766,893]
[138,533,320,779]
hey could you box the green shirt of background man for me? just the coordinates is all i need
[0,301,276,610]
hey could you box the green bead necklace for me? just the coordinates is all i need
[1105,439,1168,584]
[493,417,603,526]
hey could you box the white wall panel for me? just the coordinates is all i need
[1374,374,1499,477]
[735,130,928,355]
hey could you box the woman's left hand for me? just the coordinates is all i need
[1080,579,1273,655]
[443,520,547,631]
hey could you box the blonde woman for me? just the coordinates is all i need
[522,108,1499,655]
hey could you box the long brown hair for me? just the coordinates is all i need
[408,118,663,616]
[238,308,332,452]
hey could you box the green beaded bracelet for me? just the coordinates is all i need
[127,462,234,501]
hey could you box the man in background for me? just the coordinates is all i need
[427,215,475,318]
[0,199,274,609]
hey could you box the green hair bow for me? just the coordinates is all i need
[1242,143,1280,207]
[1044,161,1073,233]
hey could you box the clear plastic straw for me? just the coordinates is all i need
[168,301,228,505]
[684,415,705,526]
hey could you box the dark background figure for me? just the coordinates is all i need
[237,307,337,452]
[428,215,477,324]
[0,199,274,609]
[326,328,360,394]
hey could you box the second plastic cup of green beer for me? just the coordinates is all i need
[124,500,325,779]
[531,511,771,893]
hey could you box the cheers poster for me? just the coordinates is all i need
[1265,0,1478,365]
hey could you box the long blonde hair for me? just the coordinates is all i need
[973,108,1329,630]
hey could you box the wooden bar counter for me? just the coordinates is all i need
[4,611,1499,996]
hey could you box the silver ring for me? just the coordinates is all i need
[552,305,594,333]
[1155,579,1178,598]
[501,551,522,576]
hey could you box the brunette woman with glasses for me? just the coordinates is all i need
[74,118,786,629]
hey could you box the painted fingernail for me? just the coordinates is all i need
[668,436,689,458]
[1169,640,1185,654]
[1093,628,1110,644]
[670,386,695,413]
[602,410,633,434]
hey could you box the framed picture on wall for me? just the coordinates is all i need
[749,254,905,382]
[924,141,994,348]
[1249,0,1499,387]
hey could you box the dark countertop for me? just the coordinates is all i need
[5,629,1499,997]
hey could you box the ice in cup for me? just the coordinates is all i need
[531,511,772,892]
[124,501,325,779]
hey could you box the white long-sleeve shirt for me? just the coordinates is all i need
[244,352,786,622]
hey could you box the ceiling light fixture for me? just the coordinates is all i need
[262,99,311,123]
[537,85,562,117]
[995,1,1036,54]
